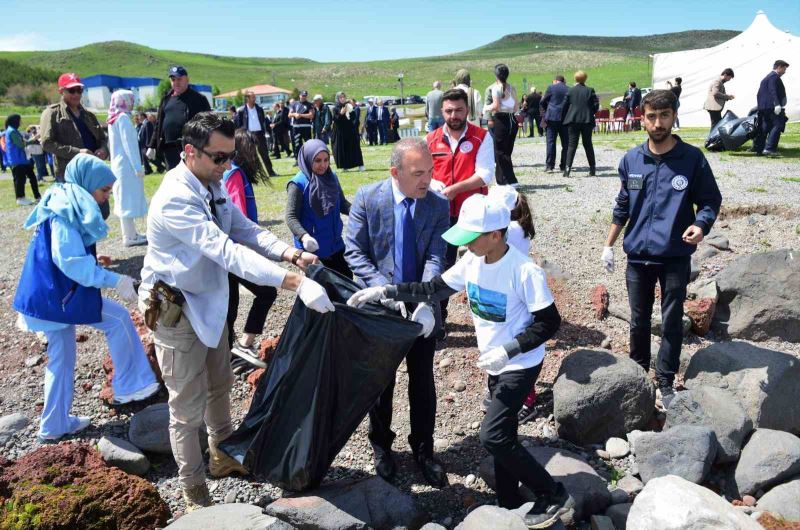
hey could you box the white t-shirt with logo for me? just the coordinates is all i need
[441,246,554,375]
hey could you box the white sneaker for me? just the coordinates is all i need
[123,234,148,247]
[16,197,34,206]
[37,416,91,442]
[112,381,160,405]
[231,341,267,369]
[358,165,366,172]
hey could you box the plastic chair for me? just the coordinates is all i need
[612,107,628,133]
[595,109,611,133]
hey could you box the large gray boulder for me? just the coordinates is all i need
[665,387,753,463]
[554,349,655,445]
[734,428,800,497]
[129,402,208,454]
[683,341,800,435]
[264,476,428,530]
[628,475,762,529]
[479,446,611,523]
[0,413,29,445]
[756,477,800,521]
[98,436,150,476]
[714,249,800,341]
[165,504,295,529]
[634,426,717,484]
[455,505,528,530]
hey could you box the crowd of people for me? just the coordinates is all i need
[3,55,792,528]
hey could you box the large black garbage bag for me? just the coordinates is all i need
[220,264,421,491]
[718,111,759,151]
[705,110,739,151]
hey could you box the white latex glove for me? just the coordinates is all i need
[774,105,782,116]
[115,275,138,302]
[145,148,156,160]
[297,277,335,313]
[601,246,615,273]
[429,180,446,195]
[411,304,435,338]
[347,286,387,308]
[301,234,319,253]
[477,346,509,372]
[381,299,408,319]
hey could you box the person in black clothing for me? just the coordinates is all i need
[270,101,292,158]
[667,77,682,128]
[234,91,278,176]
[562,70,599,178]
[331,92,364,171]
[137,112,157,174]
[147,65,211,170]
[525,88,543,137]
[289,91,315,164]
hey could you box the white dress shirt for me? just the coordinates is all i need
[439,124,495,185]
[246,105,261,132]
[141,162,290,347]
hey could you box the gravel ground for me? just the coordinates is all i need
[0,136,797,527]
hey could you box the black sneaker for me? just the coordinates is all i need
[523,483,575,529]
[518,405,537,425]
[658,384,676,410]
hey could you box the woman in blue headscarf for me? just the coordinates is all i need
[13,154,159,442]
[285,139,352,278]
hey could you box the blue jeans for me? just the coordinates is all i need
[626,257,690,386]
[40,298,157,438]
[31,154,48,179]
[427,117,444,132]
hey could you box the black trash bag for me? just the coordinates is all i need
[219,264,421,491]
[705,110,739,151]
[718,109,759,151]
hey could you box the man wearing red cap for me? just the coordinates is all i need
[40,73,108,183]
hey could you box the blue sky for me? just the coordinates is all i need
[2,0,798,62]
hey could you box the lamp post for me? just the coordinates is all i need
[398,72,405,116]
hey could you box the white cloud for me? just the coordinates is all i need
[0,33,54,51]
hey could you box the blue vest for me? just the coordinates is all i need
[288,172,344,259]
[3,127,29,167]
[13,218,103,325]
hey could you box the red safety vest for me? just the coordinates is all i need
[427,123,489,217]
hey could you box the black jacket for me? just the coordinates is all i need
[541,82,569,122]
[756,71,787,111]
[562,84,599,125]
[148,87,211,151]
[138,119,154,149]
[272,107,290,132]
[234,103,267,132]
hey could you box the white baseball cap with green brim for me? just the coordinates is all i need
[442,194,511,246]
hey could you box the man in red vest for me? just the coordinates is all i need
[426,88,495,335]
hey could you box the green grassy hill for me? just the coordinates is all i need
[0,29,737,106]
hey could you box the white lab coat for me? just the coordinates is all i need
[109,114,147,218]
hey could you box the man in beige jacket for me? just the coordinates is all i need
[703,68,735,129]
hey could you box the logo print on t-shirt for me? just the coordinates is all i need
[671,175,688,191]
[459,141,474,154]
[466,283,506,323]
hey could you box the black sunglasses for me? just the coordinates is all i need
[193,145,236,165]
[65,87,83,94]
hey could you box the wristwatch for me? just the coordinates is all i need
[291,249,304,265]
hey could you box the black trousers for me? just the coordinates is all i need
[527,114,542,137]
[162,143,183,170]
[252,131,275,174]
[366,123,378,145]
[708,110,722,130]
[272,128,292,158]
[545,120,568,170]
[565,123,596,170]
[480,364,558,508]
[626,257,690,386]
[291,127,312,159]
[492,113,518,185]
[369,335,437,458]
[12,165,41,199]
[226,273,278,349]
[320,249,352,279]
[753,110,785,153]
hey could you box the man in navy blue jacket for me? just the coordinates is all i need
[753,59,789,156]
[540,75,569,171]
[601,89,722,408]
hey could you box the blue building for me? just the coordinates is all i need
[81,74,213,110]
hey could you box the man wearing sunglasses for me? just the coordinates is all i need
[39,73,108,184]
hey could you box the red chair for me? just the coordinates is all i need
[629,106,643,130]
[611,107,628,133]
[594,109,611,133]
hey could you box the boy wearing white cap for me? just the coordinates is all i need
[348,194,573,528]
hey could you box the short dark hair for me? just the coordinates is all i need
[774,59,789,69]
[555,75,565,83]
[494,64,509,83]
[641,89,677,113]
[630,81,637,88]
[721,68,735,78]
[442,88,468,106]
[228,105,236,112]
[181,111,235,149]
[675,77,682,85]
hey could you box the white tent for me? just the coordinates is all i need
[652,11,798,127]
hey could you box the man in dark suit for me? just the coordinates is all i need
[344,138,450,488]
[371,99,391,145]
[365,98,377,145]
[235,91,277,176]
[624,82,642,130]
[562,70,600,177]
[270,101,292,159]
[541,75,569,172]
[753,60,789,156]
